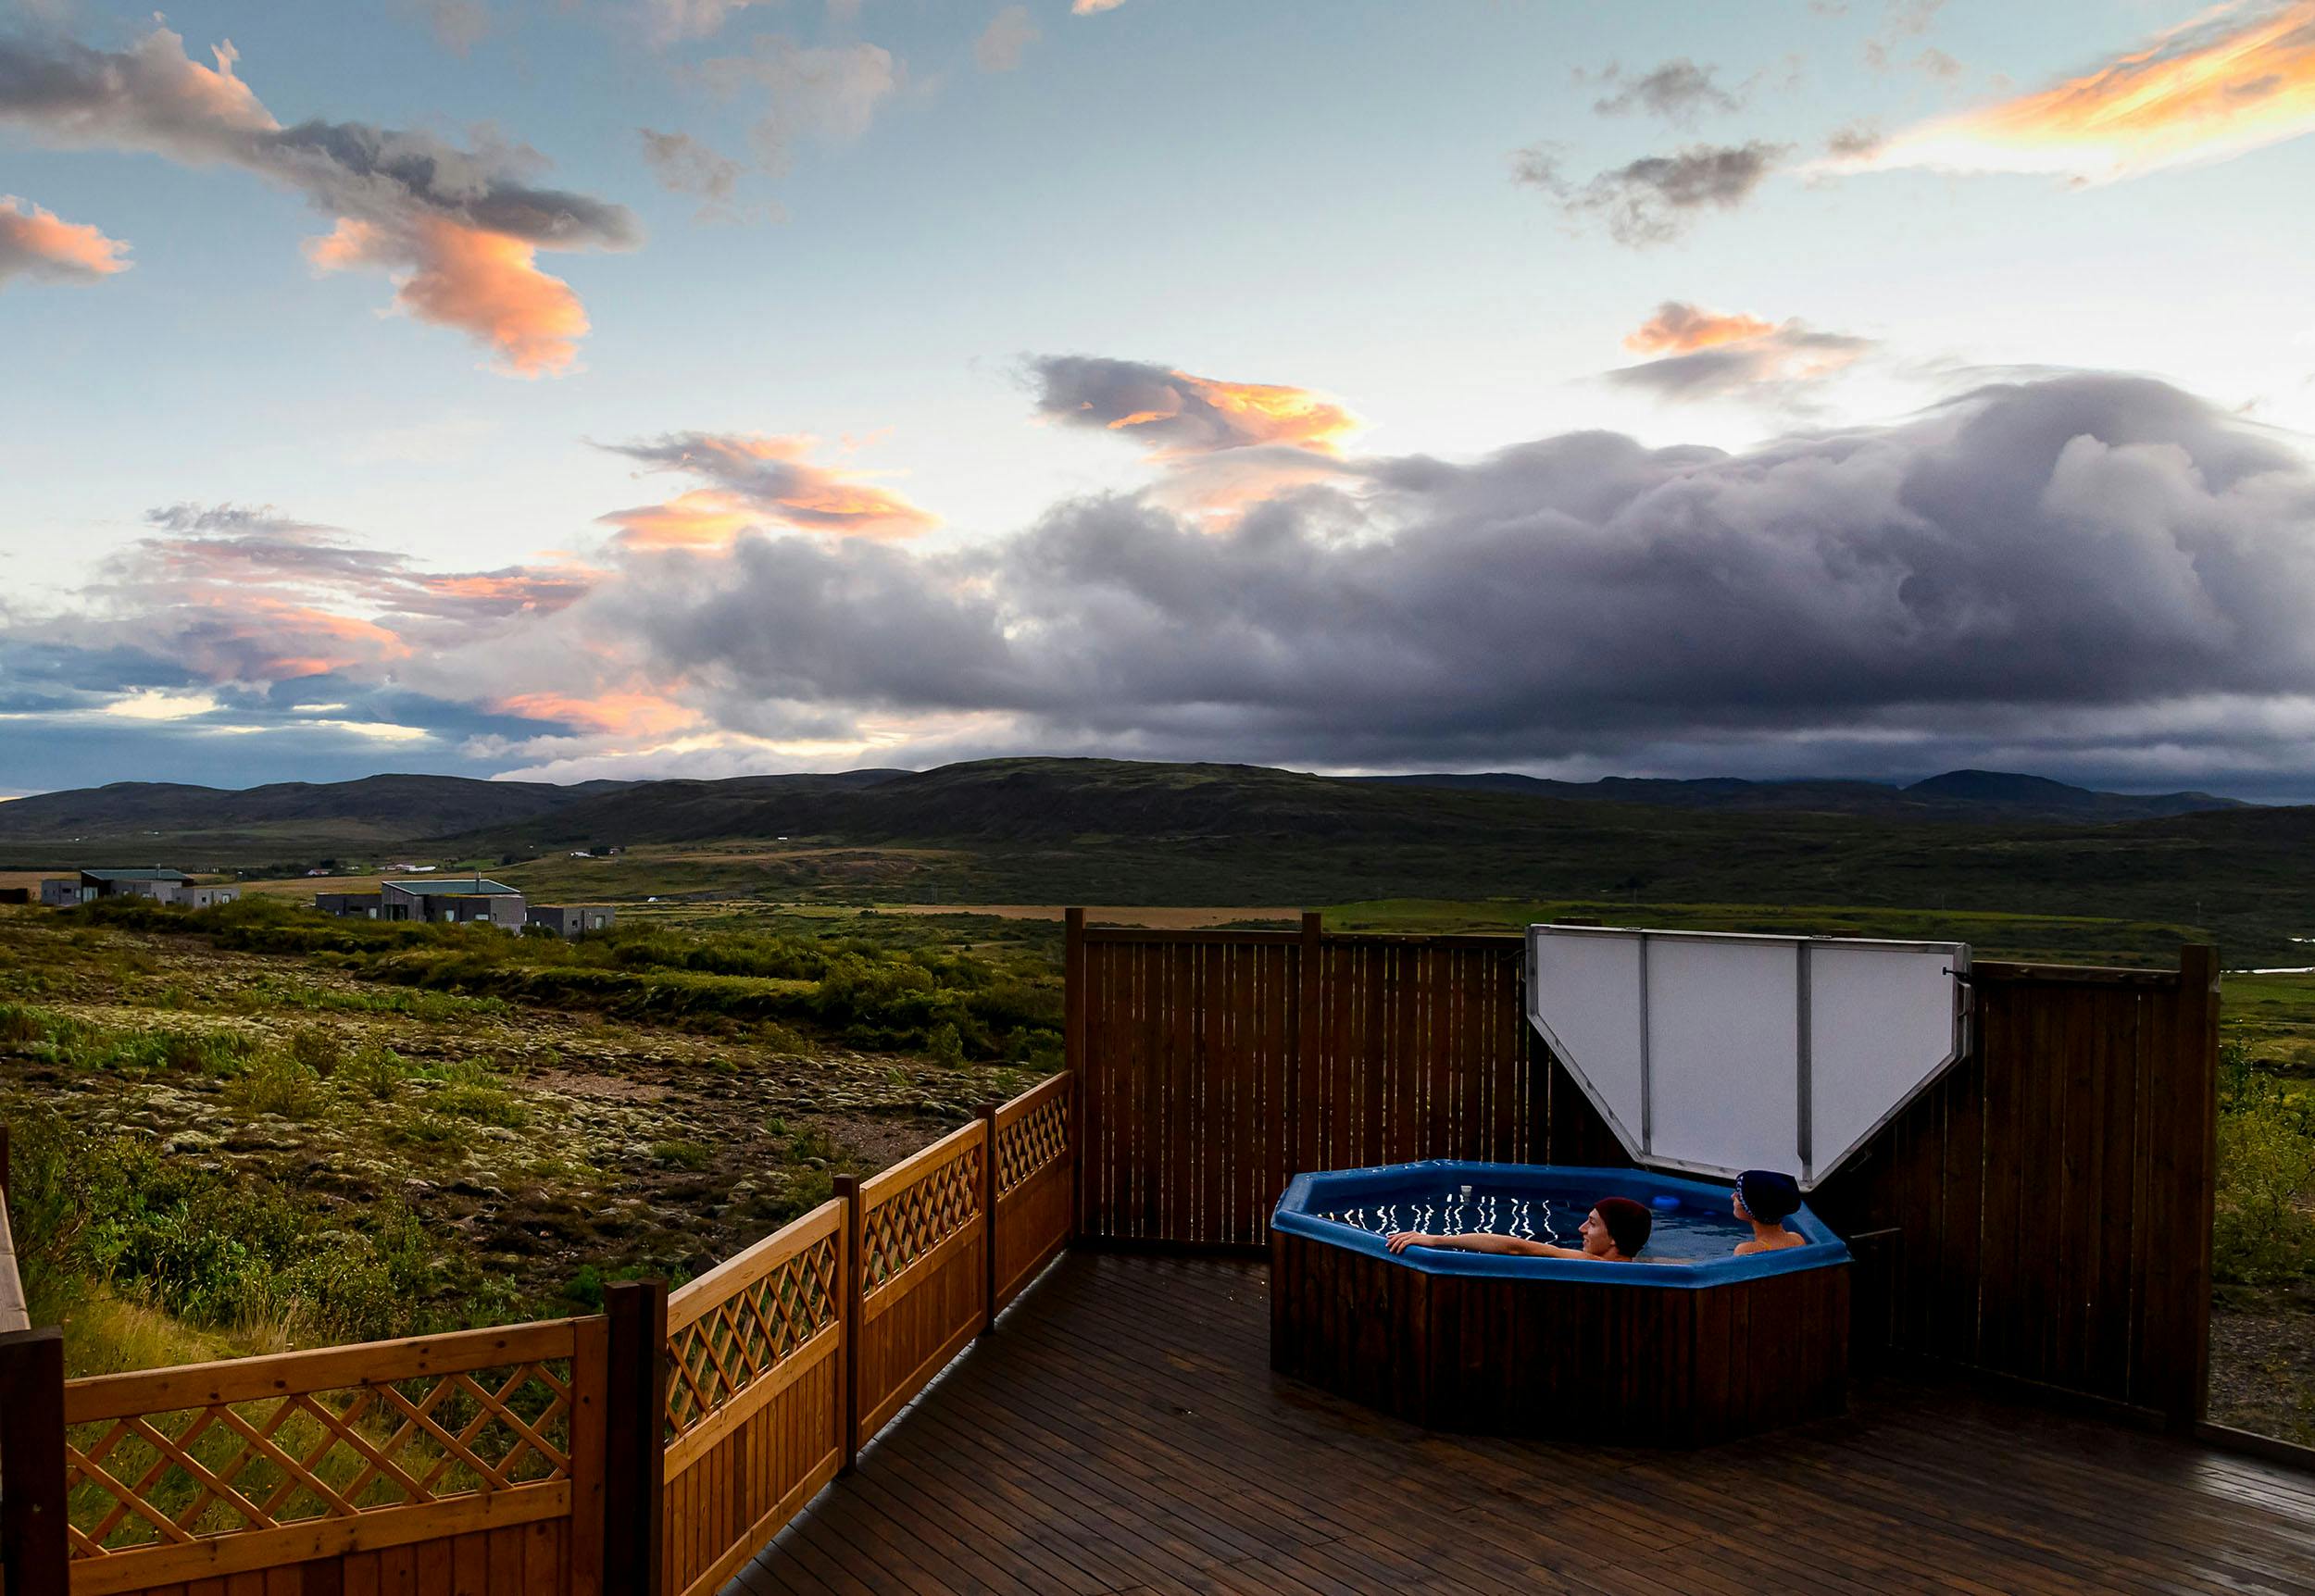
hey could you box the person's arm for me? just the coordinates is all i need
[1384,1230,1573,1257]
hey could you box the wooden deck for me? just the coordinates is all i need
[730,1253,2315,1596]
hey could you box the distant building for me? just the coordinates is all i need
[527,904,615,936]
[314,892,383,918]
[39,869,239,909]
[81,867,190,900]
[312,875,607,936]
[382,876,527,929]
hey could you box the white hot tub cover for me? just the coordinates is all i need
[1525,925,1969,1190]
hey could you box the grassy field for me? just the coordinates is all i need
[1322,898,2208,966]
[0,900,1057,1378]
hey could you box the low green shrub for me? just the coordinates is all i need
[229,1052,323,1119]
[2214,1041,2315,1287]
[342,1042,410,1100]
[287,1026,342,1076]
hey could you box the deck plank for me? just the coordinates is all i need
[734,1253,2315,1596]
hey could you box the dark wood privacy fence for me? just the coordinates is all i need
[1069,912,2219,1428]
[1809,950,2220,1427]
[0,1072,1077,1596]
[1072,916,1540,1246]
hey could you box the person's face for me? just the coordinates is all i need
[1579,1208,1617,1258]
[1733,1191,1753,1222]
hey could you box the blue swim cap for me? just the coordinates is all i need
[1735,1170,1802,1223]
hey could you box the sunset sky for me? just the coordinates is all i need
[6,0,2315,796]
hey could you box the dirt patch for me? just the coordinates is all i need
[237,874,384,898]
[532,1070,672,1103]
[2211,1288,2315,1445]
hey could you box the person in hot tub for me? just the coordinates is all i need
[1732,1169,1807,1254]
[1385,1196,1652,1263]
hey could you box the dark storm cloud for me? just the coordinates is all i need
[595,375,2315,771]
[1515,140,1790,245]
[17,373,2315,796]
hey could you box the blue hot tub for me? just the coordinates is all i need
[1270,1161,1852,1443]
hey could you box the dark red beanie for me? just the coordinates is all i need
[1594,1196,1653,1257]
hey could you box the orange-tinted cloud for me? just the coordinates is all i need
[0,195,131,285]
[168,597,412,682]
[1031,356,1363,459]
[409,568,599,615]
[1608,305,1873,401]
[597,489,765,550]
[307,216,590,378]
[601,432,940,546]
[1622,301,1777,355]
[1846,1,2315,182]
[0,27,634,373]
[1073,0,1130,12]
[495,691,696,737]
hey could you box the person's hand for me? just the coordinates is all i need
[1385,1231,1433,1253]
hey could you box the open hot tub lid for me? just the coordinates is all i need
[1527,925,1969,1191]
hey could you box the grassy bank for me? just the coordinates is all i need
[0,904,1045,1377]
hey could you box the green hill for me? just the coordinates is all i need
[7,759,2309,966]
[1354,767,2247,823]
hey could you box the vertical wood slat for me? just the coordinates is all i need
[0,1325,69,1596]
[2149,944,2220,1426]
[833,1173,862,1475]
[978,1103,1000,1332]
[1065,907,1086,1243]
[604,1280,668,1596]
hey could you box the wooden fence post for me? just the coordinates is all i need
[603,1279,668,1596]
[1297,911,1323,1174]
[1065,907,1086,1241]
[2173,941,2221,1431]
[0,1326,69,1596]
[978,1104,1001,1331]
[833,1174,863,1474]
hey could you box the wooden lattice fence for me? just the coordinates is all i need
[59,1320,605,1596]
[1,1071,1077,1596]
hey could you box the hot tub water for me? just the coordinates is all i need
[1317,1185,1757,1262]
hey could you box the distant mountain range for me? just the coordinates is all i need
[1352,768,2249,825]
[5,759,2307,966]
[0,761,2252,854]
[0,758,2256,860]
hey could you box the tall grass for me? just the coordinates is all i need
[5,1104,439,1350]
[0,1002,265,1076]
